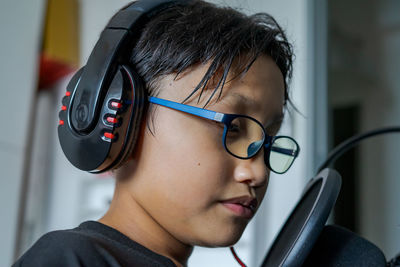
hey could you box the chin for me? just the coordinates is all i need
[198,234,243,248]
[195,223,247,248]
[217,234,243,247]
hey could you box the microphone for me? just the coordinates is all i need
[302,225,387,266]
[260,126,400,267]
[261,169,342,267]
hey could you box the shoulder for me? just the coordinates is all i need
[13,228,120,267]
[13,222,176,267]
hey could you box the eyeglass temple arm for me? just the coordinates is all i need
[148,96,224,122]
[270,146,299,157]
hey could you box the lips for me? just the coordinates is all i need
[220,196,258,219]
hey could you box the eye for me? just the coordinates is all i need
[226,118,246,138]
[228,122,240,133]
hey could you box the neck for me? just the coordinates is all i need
[99,183,193,267]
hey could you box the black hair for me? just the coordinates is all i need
[126,0,294,135]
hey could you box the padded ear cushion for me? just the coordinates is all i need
[108,65,146,171]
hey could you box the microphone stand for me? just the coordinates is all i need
[317,126,400,172]
[317,125,400,266]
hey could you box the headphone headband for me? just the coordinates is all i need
[59,0,191,172]
[71,0,184,133]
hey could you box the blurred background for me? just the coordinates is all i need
[0,0,399,266]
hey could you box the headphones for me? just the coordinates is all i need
[58,0,189,173]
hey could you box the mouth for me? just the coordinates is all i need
[220,196,258,219]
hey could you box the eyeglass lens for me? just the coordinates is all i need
[269,136,298,173]
[224,116,298,173]
[225,116,264,158]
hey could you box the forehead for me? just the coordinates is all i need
[157,55,285,117]
[215,55,285,119]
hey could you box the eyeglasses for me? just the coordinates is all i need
[148,96,300,174]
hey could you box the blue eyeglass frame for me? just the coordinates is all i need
[148,96,300,173]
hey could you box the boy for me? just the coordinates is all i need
[14,0,298,266]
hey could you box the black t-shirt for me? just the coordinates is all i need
[13,221,177,267]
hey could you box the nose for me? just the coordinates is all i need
[233,150,269,188]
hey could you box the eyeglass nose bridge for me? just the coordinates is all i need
[248,134,274,156]
[264,135,274,148]
[257,135,274,157]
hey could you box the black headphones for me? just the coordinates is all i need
[58,0,189,173]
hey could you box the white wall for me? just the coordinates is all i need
[329,0,400,259]
[0,0,46,265]
[361,0,400,258]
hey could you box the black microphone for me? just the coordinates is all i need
[302,225,387,267]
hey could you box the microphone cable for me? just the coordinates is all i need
[317,126,400,172]
[230,247,247,267]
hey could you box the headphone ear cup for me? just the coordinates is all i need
[58,0,184,173]
[58,65,146,173]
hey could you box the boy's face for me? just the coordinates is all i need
[127,55,285,247]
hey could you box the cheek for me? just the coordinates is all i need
[139,114,235,242]
[157,119,227,203]
[136,109,231,215]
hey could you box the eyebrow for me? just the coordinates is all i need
[224,92,259,108]
[223,92,285,126]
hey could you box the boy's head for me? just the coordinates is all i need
[111,0,294,247]
[59,0,295,252]
[130,0,293,107]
